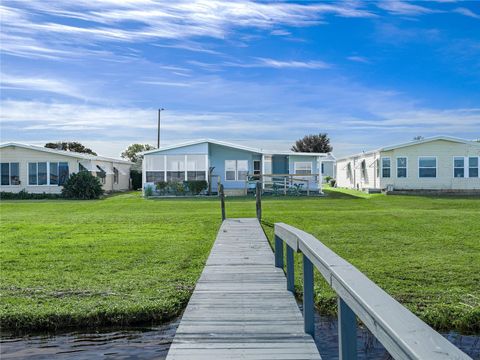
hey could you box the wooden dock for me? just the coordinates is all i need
[166,218,321,360]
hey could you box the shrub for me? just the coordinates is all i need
[156,181,168,194]
[61,172,104,199]
[0,190,62,200]
[144,185,154,197]
[329,179,336,187]
[188,180,208,195]
[325,176,332,183]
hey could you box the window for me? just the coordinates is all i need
[29,163,37,185]
[397,157,407,178]
[294,162,312,175]
[50,162,59,185]
[237,160,248,180]
[79,163,88,172]
[381,157,391,178]
[419,157,436,178]
[346,162,353,179]
[321,162,325,174]
[469,157,479,178]
[37,162,47,185]
[1,163,10,185]
[253,160,261,176]
[360,160,367,179]
[225,160,237,181]
[224,160,249,181]
[453,157,465,178]
[376,159,380,177]
[10,163,20,185]
[96,165,107,184]
[114,167,119,184]
[58,162,69,185]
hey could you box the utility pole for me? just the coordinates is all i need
[157,108,164,148]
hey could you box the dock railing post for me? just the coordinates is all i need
[256,182,262,221]
[303,255,315,337]
[286,245,295,293]
[274,235,284,269]
[219,184,226,221]
[338,298,357,360]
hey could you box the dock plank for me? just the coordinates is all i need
[166,218,321,360]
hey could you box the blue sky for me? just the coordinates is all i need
[1,0,479,157]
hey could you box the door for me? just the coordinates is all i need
[253,160,261,180]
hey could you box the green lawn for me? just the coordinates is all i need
[1,190,479,334]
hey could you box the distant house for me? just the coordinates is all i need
[142,139,335,195]
[0,143,132,194]
[336,136,480,193]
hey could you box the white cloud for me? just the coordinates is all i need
[255,58,331,69]
[0,73,89,100]
[453,7,480,19]
[347,56,370,63]
[0,0,375,60]
[377,1,439,16]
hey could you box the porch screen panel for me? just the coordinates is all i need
[167,155,185,182]
[187,155,206,181]
[145,155,165,183]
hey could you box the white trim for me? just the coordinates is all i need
[164,155,167,182]
[184,154,188,181]
[418,156,437,179]
[396,156,408,178]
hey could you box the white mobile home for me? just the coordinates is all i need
[0,143,132,194]
[336,136,480,193]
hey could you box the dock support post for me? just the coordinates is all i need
[338,298,357,360]
[303,255,314,337]
[219,184,226,221]
[256,182,262,221]
[286,245,295,293]
[274,235,284,269]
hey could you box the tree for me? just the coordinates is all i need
[121,143,155,163]
[291,133,332,153]
[45,142,97,155]
[61,172,104,200]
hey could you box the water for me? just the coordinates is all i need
[1,313,479,359]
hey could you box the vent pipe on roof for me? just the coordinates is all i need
[157,108,165,149]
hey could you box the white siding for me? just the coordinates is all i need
[0,146,131,194]
[336,139,480,191]
[336,152,380,190]
[379,140,480,190]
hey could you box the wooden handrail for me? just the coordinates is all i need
[274,223,472,360]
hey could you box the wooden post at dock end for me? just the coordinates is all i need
[256,182,262,222]
[219,184,226,221]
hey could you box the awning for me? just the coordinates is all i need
[96,165,114,175]
[79,161,96,171]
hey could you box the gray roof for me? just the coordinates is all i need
[143,139,336,160]
[0,142,133,164]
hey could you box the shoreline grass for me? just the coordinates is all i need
[1,191,478,334]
